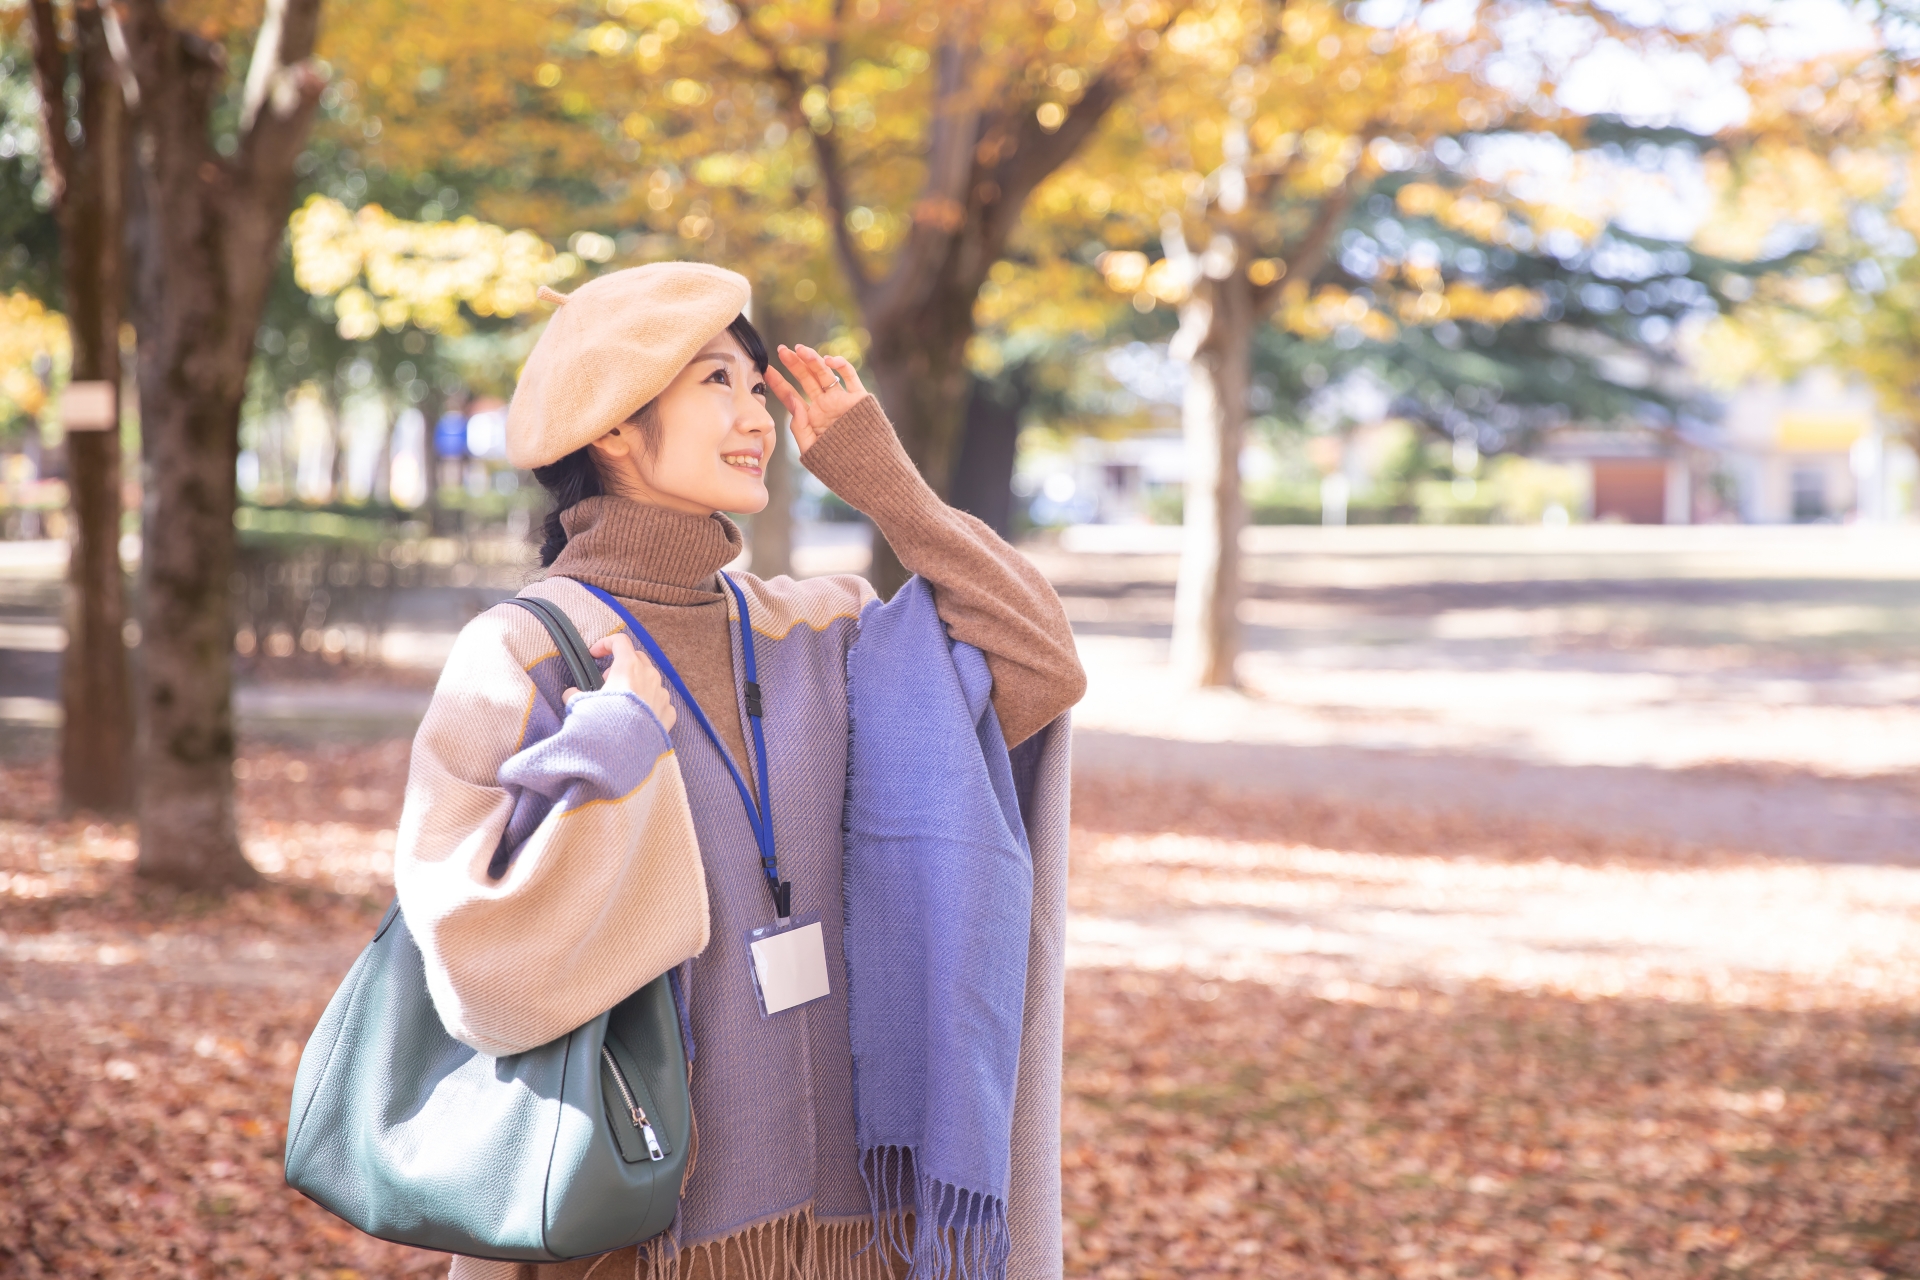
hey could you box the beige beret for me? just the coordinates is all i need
[505,261,752,470]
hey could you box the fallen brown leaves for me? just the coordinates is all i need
[3,748,1918,1279]
[1069,774,1731,869]
[1062,972,1920,1279]
[1061,776,1920,1279]
[0,746,442,1280]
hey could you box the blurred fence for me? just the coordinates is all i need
[231,506,533,677]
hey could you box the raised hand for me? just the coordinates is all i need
[563,631,676,731]
[765,343,870,453]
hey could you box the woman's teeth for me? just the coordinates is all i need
[723,452,763,473]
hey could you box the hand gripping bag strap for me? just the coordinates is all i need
[283,592,691,1262]
[505,595,604,694]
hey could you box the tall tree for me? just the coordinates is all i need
[113,0,326,887]
[25,0,133,813]
[721,1,1174,593]
[325,0,1181,594]
[1054,0,1663,684]
[1172,5,1536,685]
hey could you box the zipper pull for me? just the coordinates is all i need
[631,1106,665,1161]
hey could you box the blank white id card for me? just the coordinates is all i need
[744,916,831,1017]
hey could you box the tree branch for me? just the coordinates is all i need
[808,123,875,305]
[109,0,202,122]
[924,43,980,211]
[823,0,848,94]
[732,0,874,308]
[1256,176,1358,313]
[978,3,1186,254]
[861,40,982,321]
[26,0,73,207]
[236,0,325,171]
[987,63,1127,234]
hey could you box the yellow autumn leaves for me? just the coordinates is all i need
[287,196,582,339]
[0,293,70,423]
[1683,55,1920,430]
[1090,179,1548,341]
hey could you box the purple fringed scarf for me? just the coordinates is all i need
[843,576,1034,1280]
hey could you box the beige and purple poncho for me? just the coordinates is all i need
[392,397,1084,1280]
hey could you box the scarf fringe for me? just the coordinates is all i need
[859,1146,1009,1280]
[641,1205,910,1280]
[444,1200,934,1280]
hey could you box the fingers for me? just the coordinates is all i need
[777,344,842,400]
[768,360,823,450]
[774,345,819,400]
[564,631,678,729]
[591,632,637,660]
[765,363,795,402]
[590,630,662,694]
[798,344,842,396]
[765,365,806,421]
[771,374,818,450]
[823,354,866,398]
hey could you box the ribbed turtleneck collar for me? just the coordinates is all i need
[542,495,743,606]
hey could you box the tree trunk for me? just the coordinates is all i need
[861,305,973,597]
[1170,260,1255,689]
[29,0,136,814]
[59,308,134,814]
[949,373,1024,539]
[771,31,1142,596]
[117,0,324,888]
[753,415,796,580]
[750,302,808,580]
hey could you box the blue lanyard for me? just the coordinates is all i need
[575,576,788,919]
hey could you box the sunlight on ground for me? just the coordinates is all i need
[1070,831,1920,1008]
[1073,634,1920,775]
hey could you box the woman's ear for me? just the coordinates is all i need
[587,427,646,502]
[589,425,635,461]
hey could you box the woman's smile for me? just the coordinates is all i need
[721,448,764,477]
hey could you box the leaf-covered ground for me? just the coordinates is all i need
[3,747,1918,1278]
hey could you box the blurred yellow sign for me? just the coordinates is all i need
[1776,413,1867,453]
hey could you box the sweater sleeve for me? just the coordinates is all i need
[799,395,1086,748]
[393,598,710,1057]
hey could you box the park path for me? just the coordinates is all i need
[1053,524,1920,864]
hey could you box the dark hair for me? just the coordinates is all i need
[533,446,604,566]
[532,312,769,567]
[727,312,770,375]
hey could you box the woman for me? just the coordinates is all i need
[393,262,1085,1280]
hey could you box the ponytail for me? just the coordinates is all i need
[532,446,603,566]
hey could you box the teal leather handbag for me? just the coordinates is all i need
[284,594,693,1262]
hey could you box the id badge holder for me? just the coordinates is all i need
[743,914,831,1018]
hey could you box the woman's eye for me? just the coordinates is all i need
[707,368,730,386]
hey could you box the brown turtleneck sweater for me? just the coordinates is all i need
[543,394,1084,763]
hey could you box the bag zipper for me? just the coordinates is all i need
[602,1045,666,1161]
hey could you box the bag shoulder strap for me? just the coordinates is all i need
[484,596,602,882]
[505,595,604,693]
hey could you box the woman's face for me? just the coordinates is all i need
[590,328,775,516]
